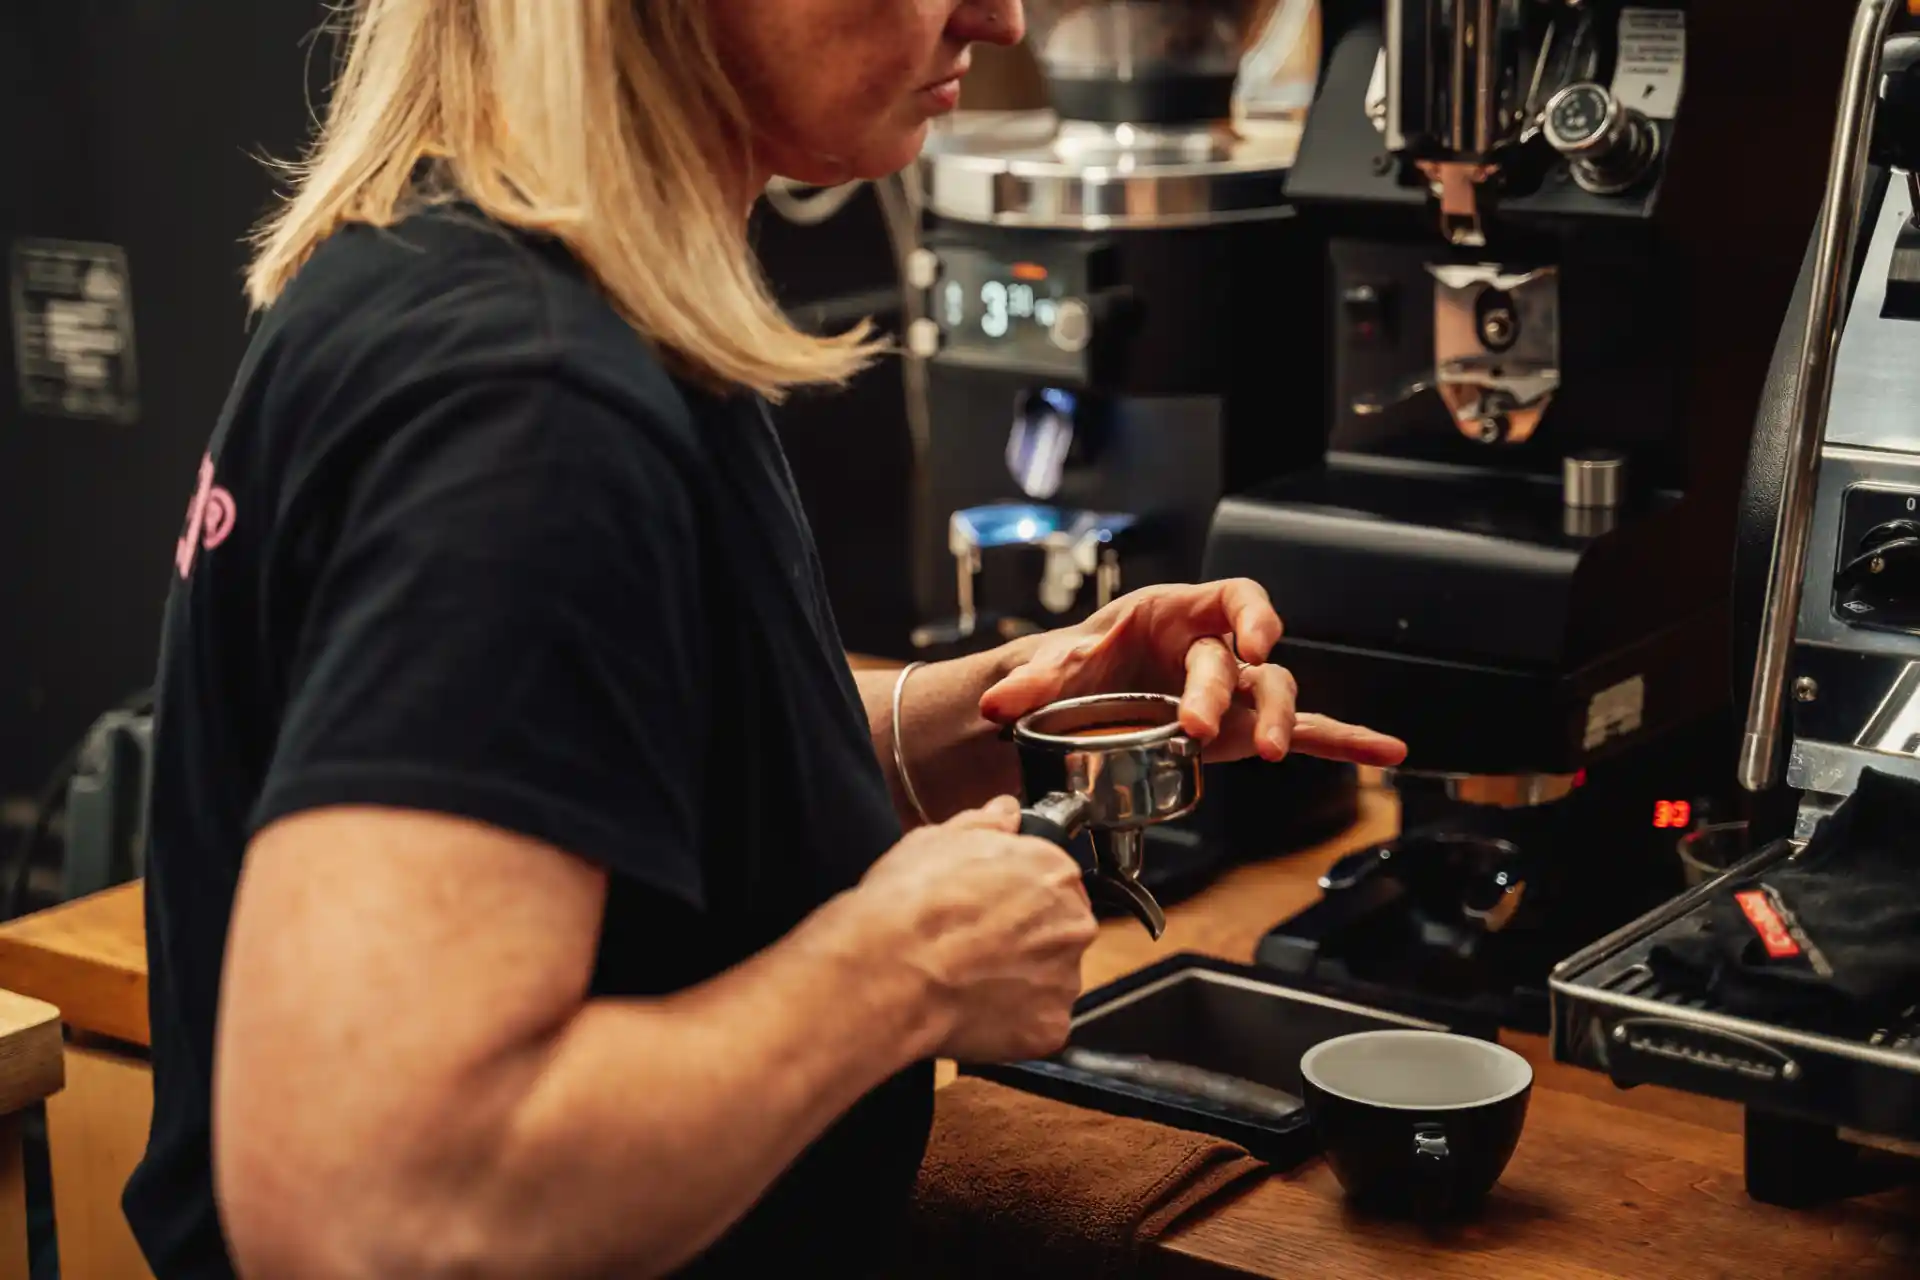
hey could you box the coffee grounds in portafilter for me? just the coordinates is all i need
[1059,722,1164,738]
[1647,768,1920,1034]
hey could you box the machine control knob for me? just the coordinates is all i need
[1835,528,1920,627]
[905,248,940,291]
[906,317,941,359]
[1562,449,1627,511]
[1542,83,1660,196]
[1049,297,1093,353]
[1860,519,1920,554]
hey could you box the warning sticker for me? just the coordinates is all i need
[1735,890,1802,960]
[1610,8,1686,121]
[1583,674,1646,751]
[9,239,140,423]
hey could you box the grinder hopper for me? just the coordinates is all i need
[1023,0,1308,122]
[1011,692,1203,939]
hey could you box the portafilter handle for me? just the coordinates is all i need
[1017,791,1169,940]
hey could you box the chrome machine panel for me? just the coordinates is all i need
[1787,175,1920,819]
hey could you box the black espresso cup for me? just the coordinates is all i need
[1299,1029,1532,1219]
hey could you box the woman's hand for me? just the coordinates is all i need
[978,580,1408,767]
[855,796,1097,1062]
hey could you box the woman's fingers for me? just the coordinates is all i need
[1214,579,1283,666]
[1195,662,1403,766]
[976,634,1088,721]
[1139,580,1283,666]
[1196,664,1297,762]
[978,616,1133,723]
[1182,638,1303,754]
[1241,662,1298,761]
[973,582,1406,771]
[1290,713,1409,766]
[1178,637,1238,741]
[943,795,1023,831]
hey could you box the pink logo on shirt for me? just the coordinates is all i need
[176,453,236,580]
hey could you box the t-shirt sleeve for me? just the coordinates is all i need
[250,373,711,909]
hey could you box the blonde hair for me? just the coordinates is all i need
[247,0,882,400]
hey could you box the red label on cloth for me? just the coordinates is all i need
[1735,889,1801,959]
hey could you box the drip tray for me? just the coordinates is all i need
[1550,839,1920,1144]
[964,953,1484,1168]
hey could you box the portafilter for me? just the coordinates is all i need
[1011,692,1202,939]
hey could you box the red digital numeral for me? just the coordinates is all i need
[1652,800,1693,830]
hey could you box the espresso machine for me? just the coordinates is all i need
[908,0,1360,884]
[1552,3,1920,1206]
[1202,0,1856,1029]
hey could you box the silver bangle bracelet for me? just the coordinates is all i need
[890,661,934,827]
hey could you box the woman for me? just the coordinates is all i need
[127,1,1405,1276]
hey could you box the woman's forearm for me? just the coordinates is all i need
[249,888,947,1280]
[857,637,1040,827]
[470,891,941,1277]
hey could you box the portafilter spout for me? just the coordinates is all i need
[1011,692,1203,939]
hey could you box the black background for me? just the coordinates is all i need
[0,1,917,800]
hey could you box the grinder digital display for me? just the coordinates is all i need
[928,244,1094,378]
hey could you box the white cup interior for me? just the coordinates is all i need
[1300,1030,1533,1110]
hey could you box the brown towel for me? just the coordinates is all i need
[906,1077,1267,1278]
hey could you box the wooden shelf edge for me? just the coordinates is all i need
[0,990,65,1114]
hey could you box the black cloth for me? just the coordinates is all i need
[1648,768,1920,1031]
[125,204,928,1277]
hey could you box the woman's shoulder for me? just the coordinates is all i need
[257,206,709,458]
[273,206,605,374]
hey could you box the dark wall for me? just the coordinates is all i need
[1,2,333,798]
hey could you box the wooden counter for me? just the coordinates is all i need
[0,884,145,1048]
[0,882,152,1280]
[1123,792,1920,1279]
[1,794,1913,1278]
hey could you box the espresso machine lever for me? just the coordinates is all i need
[1740,0,1902,793]
[1351,374,1435,417]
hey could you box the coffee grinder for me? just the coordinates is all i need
[910,0,1324,655]
[1202,0,1856,1030]
[907,0,1359,883]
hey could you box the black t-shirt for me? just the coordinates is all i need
[124,205,929,1277]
